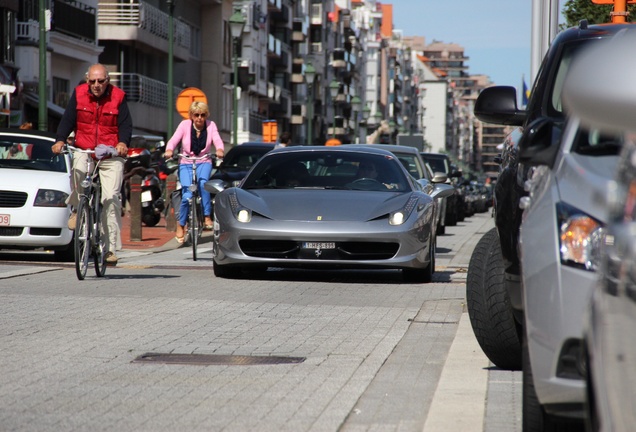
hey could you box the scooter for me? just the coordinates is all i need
[123,148,165,227]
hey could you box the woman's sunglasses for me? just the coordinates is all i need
[88,78,108,85]
[192,113,208,118]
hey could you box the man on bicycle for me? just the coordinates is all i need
[51,63,132,265]
[164,101,224,243]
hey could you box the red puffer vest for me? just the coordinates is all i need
[74,84,126,150]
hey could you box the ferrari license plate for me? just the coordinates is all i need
[141,190,153,202]
[302,242,335,249]
[0,214,9,226]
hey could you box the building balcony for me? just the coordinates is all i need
[97,1,191,61]
[109,72,181,135]
[268,0,283,13]
[310,3,323,25]
[291,60,304,84]
[292,19,307,42]
[269,4,290,23]
[290,103,306,125]
[331,49,346,69]
[267,34,282,59]
[310,42,323,54]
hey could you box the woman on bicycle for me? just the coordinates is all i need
[164,101,224,243]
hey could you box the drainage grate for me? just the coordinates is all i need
[132,352,306,366]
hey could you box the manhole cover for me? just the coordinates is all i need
[132,352,305,366]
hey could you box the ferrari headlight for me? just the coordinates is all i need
[390,195,419,226]
[237,208,251,223]
[558,203,605,271]
[34,189,69,207]
[228,191,252,223]
[390,212,405,225]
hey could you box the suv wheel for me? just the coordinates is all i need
[466,228,521,370]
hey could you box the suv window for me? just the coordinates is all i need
[549,40,600,118]
[573,128,623,156]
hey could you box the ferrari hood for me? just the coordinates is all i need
[229,189,429,222]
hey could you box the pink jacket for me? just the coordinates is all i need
[166,119,224,164]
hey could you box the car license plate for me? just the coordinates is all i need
[141,190,153,202]
[302,242,335,249]
[0,214,9,226]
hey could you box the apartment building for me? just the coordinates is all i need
[4,0,500,180]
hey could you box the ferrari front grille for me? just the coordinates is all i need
[239,240,399,260]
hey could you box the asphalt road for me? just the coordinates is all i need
[0,211,521,431]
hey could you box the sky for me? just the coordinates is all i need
[391,0,561,91]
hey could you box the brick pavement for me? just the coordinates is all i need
[120,212,178,251]
[0,211,522,431]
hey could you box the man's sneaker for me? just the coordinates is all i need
[105,252,118,265]
[67,211,77,230]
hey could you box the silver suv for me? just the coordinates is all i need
[518,115,621,427]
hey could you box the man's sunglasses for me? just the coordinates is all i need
[88,78,108,84]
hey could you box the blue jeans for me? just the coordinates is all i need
[178,162,212,227]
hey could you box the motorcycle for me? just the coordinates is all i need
[123,147,165,227]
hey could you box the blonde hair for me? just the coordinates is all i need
[189,101,209,116]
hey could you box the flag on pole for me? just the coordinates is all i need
[522,78,530,107]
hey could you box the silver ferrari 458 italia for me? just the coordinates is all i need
[205,145,454,282]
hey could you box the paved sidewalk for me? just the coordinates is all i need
[120,213,212,252]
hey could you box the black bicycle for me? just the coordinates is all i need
[66,146,110,280]
[176,153,211,261]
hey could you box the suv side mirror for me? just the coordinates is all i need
[518,118,562,168]
[474,86,527,126]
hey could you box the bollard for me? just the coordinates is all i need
[129,174,143,241]
[165,173,177,232]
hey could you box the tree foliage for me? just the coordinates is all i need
[562,0,635,29]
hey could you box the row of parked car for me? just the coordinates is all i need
[467,21,636,431]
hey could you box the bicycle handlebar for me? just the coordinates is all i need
[64,144,122,160]
[175,153,214,162]
[64,145,95,155]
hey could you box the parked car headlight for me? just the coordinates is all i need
[558,203,605,271]
[390,195,419,226]
[34,189,69,207]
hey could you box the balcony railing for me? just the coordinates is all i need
[16,20,49,43]
[109,73,180,109]
[98,1,191,51]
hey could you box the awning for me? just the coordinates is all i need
[24,92,66,118]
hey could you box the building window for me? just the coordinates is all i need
[52,77,70,108]
[190,25,201,59]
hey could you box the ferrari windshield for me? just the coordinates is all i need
[242,151,411,192]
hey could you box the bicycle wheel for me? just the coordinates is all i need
[92,185,107,277]
[190,195,199,261]
[74,198,91,280]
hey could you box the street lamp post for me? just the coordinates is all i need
[361,106,371,144]
[38,0,46,130]
[304,63,316,146]
[350,96,361,143]
[229,9,246,147]
[329,80,340,139]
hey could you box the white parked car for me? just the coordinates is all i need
[0,128,74,261]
